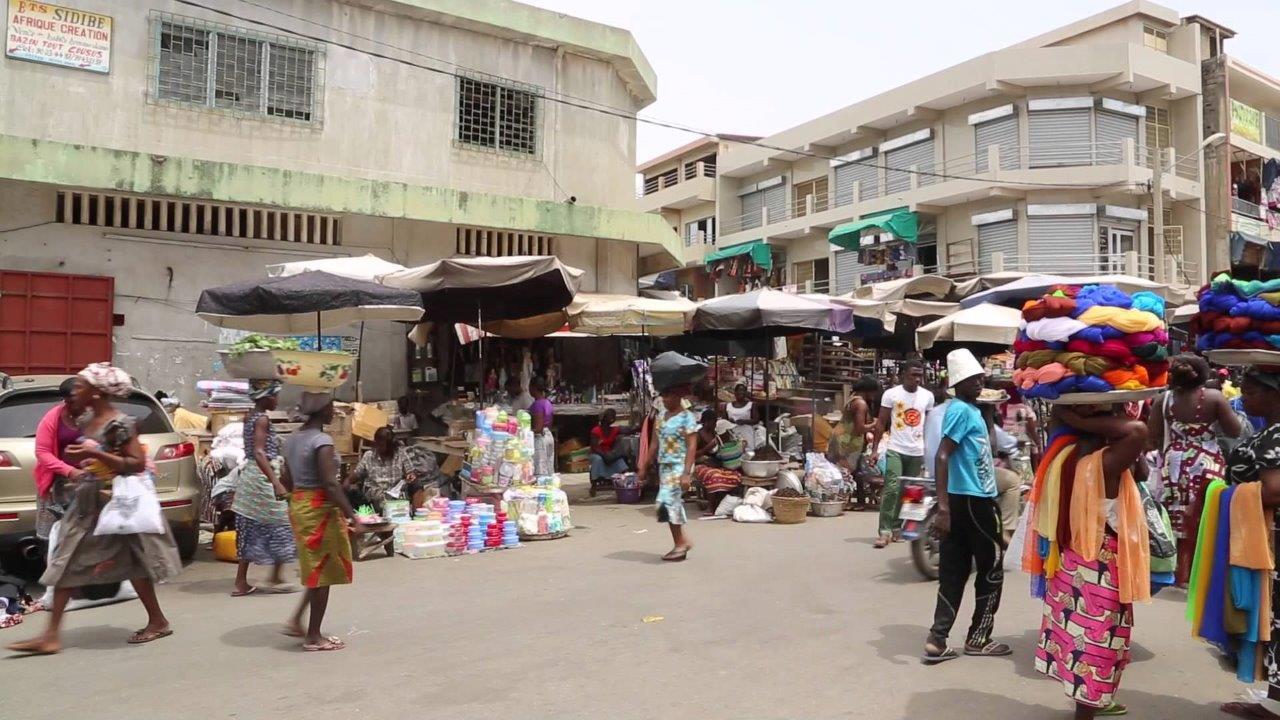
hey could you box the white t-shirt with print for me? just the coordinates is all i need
[880,385,934,457]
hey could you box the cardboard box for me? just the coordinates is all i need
[209,411,246,435]
[351,402,390,442]
[325,407,354,454]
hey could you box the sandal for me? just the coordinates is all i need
[873,536,890,549]
[1097,703,1128,717]
[662,548,689,562]
[964,641,1013,657]
[921,646,959,665]
[262,584,300,595]
[1222,702,1280,719]
[230,586,258,597]
[303,636,346,652]
[128,627,173,645]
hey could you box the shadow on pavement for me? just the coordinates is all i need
[603,550,665,565]
[906,687,1218,720]
[868,623,930,665]
[220,622,302,651]
[872,555,927,585]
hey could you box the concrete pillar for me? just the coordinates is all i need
[1164,255,1178,283]
[850,181,860,207]
[805,194,814,216]
[1124,250,1140,277]
[992,251,1005,273]
[1122,138,1135,167]
[910,165,920,191]
[987,145,1001,176]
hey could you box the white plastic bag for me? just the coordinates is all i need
[41,521,138,609]
[1003,500,1033,573]
[94,473,165,535]
[732,504,771,523]
[743,486,772,511]
[714,495,743,517]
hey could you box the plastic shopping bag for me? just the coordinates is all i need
[1003,501,1033,573]
[94,473,165,535]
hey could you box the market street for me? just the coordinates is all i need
[6,479,1239,720]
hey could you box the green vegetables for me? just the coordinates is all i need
[227,334,301,357]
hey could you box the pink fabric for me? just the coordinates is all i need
[1014,363,1075,389]
[34,405,78,498]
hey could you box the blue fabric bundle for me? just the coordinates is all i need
[1023,374,1114,399]
[1131,291,1166,317]
[1073,285,1133,315]
[1073,325,1125,344]
[1201,290,1240,314]
[1228,299,1280,321]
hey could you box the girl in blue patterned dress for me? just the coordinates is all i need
[231,380,297,596]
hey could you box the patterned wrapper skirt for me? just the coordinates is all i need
[288,489,352,588]
[236,514,297,565]
[1035,534,1132,709]
[693,465,741,494]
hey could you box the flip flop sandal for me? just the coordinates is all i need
[662,549,689,562]
[303,636,346,652]
[964,641,1013,657]
[128,628,173,645]
[873,537,890,549]
[1221,702,1280,719]
[230,587,258,597]
[263,584,300,595]
[921,647,959,665]
[1097,703,1128,717]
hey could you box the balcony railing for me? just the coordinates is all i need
[722,140,1194,235]
[639,161,716,197]
[977,251,1198,283]
[1233,196,1266,220]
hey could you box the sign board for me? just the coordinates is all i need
[5,0,111,73]
[1232,100,1263,144]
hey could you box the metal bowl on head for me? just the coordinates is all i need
[742,459,780,478]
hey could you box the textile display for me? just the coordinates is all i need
[1193,273,1280,352]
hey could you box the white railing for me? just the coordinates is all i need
[1233,196,1265,219]
[976,251,1199,284]
[639,161,716,198]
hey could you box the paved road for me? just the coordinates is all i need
[4,484,1244,719]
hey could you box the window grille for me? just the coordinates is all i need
[455,73,542,157]
[455,227,554,256]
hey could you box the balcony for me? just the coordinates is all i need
[719,141,1200,243]
[637,161,717,212]
[1232,199,1280,243]
[976,250,1198,284]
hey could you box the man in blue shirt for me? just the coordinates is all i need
[923,349,1008,664]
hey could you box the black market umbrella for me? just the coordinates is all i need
[196,271,424,334]
[688,288,856,340]
[650,351,708,393]
[379,255,585,323]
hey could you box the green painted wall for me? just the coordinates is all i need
[0,134,680,268]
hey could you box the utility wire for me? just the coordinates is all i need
[174,0,1135,192]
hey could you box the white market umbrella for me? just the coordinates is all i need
[959,273,1185,309]
[916,302,1024,350]
[265,253,407,281]
[567,293,695,336]
[852,275,955,302]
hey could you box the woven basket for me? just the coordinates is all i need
[772,496,810,524]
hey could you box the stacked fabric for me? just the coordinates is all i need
[1186,478,1273,682]
[196,379,253,410]
[1011,285,1169,400]
[1192,273,1280,351]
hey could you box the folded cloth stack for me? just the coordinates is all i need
[1193,273,1280,352]
[1012,285,1169,400]
[196,379,253,410]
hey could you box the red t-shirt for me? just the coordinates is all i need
[591,425,620,453]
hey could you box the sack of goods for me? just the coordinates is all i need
[1011,284,1169,400]
[1191,273,1280,351]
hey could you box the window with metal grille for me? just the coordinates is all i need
[684,217,715,247]
[1143,25,1168,53]
[54,191,340,245]
[1144,106,1171,150]
[454,227,555,256]
[455,74,542,157]
[149,12,323,124]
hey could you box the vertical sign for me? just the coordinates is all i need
[5,0,111,73]
[1231,99,1263,144]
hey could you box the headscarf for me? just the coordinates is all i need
[296,390,333,417]
[1244,365,1280,391]
[249,379,283,401]
[78,362,133,398]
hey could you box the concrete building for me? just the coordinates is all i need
[0,0,678,402]
[658,1,1258,296]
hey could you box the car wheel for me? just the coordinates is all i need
[173,525,200,563]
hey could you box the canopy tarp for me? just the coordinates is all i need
[380,255,584,323]
[828,211,918,249]
[689,287,855,339]
[704,239,773,271]
[265,254,406,281]
[196,271,424,333]
[916,302,1023,351]
[567,294,695,336]
[959,273,1186,309]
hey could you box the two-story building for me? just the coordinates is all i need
[1,0,679,401]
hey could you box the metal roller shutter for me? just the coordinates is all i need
[740,190,764,230]
[832,248,875,295]
[1027,216,1095,274]
[1095,111,1137,165]
[763,184,786,223]
[975,115,1019,172]
[833,161,879,206]
[977,221,1018,270]
[885,139,935,193]
[1028,109,1091,167]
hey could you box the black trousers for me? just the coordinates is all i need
[928,494,1005,647]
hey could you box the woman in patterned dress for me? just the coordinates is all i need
[639,385,698,562]
[1220,367,1280,719]
[1034,404,1150,719]
[1148,354,1241,586]
[230,380,297,597]
[8,364,182,655]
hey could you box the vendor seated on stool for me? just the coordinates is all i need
[720,383,760,451]
[345,426,426,513]
[589,408,634,491]
[692,408,742,515]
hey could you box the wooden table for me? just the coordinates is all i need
[349,520,397,561]
[416,436,468,458]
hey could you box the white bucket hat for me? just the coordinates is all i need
[946,348,985,388]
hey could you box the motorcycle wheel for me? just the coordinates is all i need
[911,511,941,581]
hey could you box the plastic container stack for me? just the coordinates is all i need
[1012,284,1169,400]
[460,407,535,490]
[503,481,573,538]
[400,520,446,559]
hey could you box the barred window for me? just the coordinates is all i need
[455,74,541,156]
[151,12,323,125]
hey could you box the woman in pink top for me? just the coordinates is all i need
[34,378,89,540]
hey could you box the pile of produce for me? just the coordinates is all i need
[227,334,301,357]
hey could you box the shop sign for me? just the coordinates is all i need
[5,0,111,74]
[1232,100,1263,144]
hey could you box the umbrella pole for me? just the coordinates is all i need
[315,312,321,350]
[355,321,365,400]
[477,306,484,405]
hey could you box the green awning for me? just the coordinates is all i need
[704,239,773,271]
[827,211,918,249]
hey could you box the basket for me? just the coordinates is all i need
[771,495,810,524]
[809,499,845,517]
[615,487,642,504]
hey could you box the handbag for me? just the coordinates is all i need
[94,473,166,535]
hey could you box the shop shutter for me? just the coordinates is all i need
[1028,109,1091,167]
[885,139,935,193]
[763,184,786,223]
[1095,111,1138,165]
[740,190,764,230]
[832,248,874,295]
[833,160,879,206]
[1027,216,1095,274]
[0,270,114,375]
[975,115,1019,172]
[976,221,1018,270]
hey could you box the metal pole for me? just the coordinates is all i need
[1152,147,1165,282]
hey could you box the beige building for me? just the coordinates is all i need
[0,0,679,401]
[646,1,1261,296]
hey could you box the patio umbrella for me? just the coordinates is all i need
[265,253,407,281]
[852,275,956,302]
[196,271,424,334]
[689,288,855,339]
[379,255,584,323]
[959,273,1184,309]
[915,302,1023,351]
[567,294,695,336]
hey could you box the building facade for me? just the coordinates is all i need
[1,0,679,402]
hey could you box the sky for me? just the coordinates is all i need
[525,0,1279,164]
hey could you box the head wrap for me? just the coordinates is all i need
[78,363,133,398]
[1245,366,1280,392]
[249,379,283,401]
[296,391,333,417]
